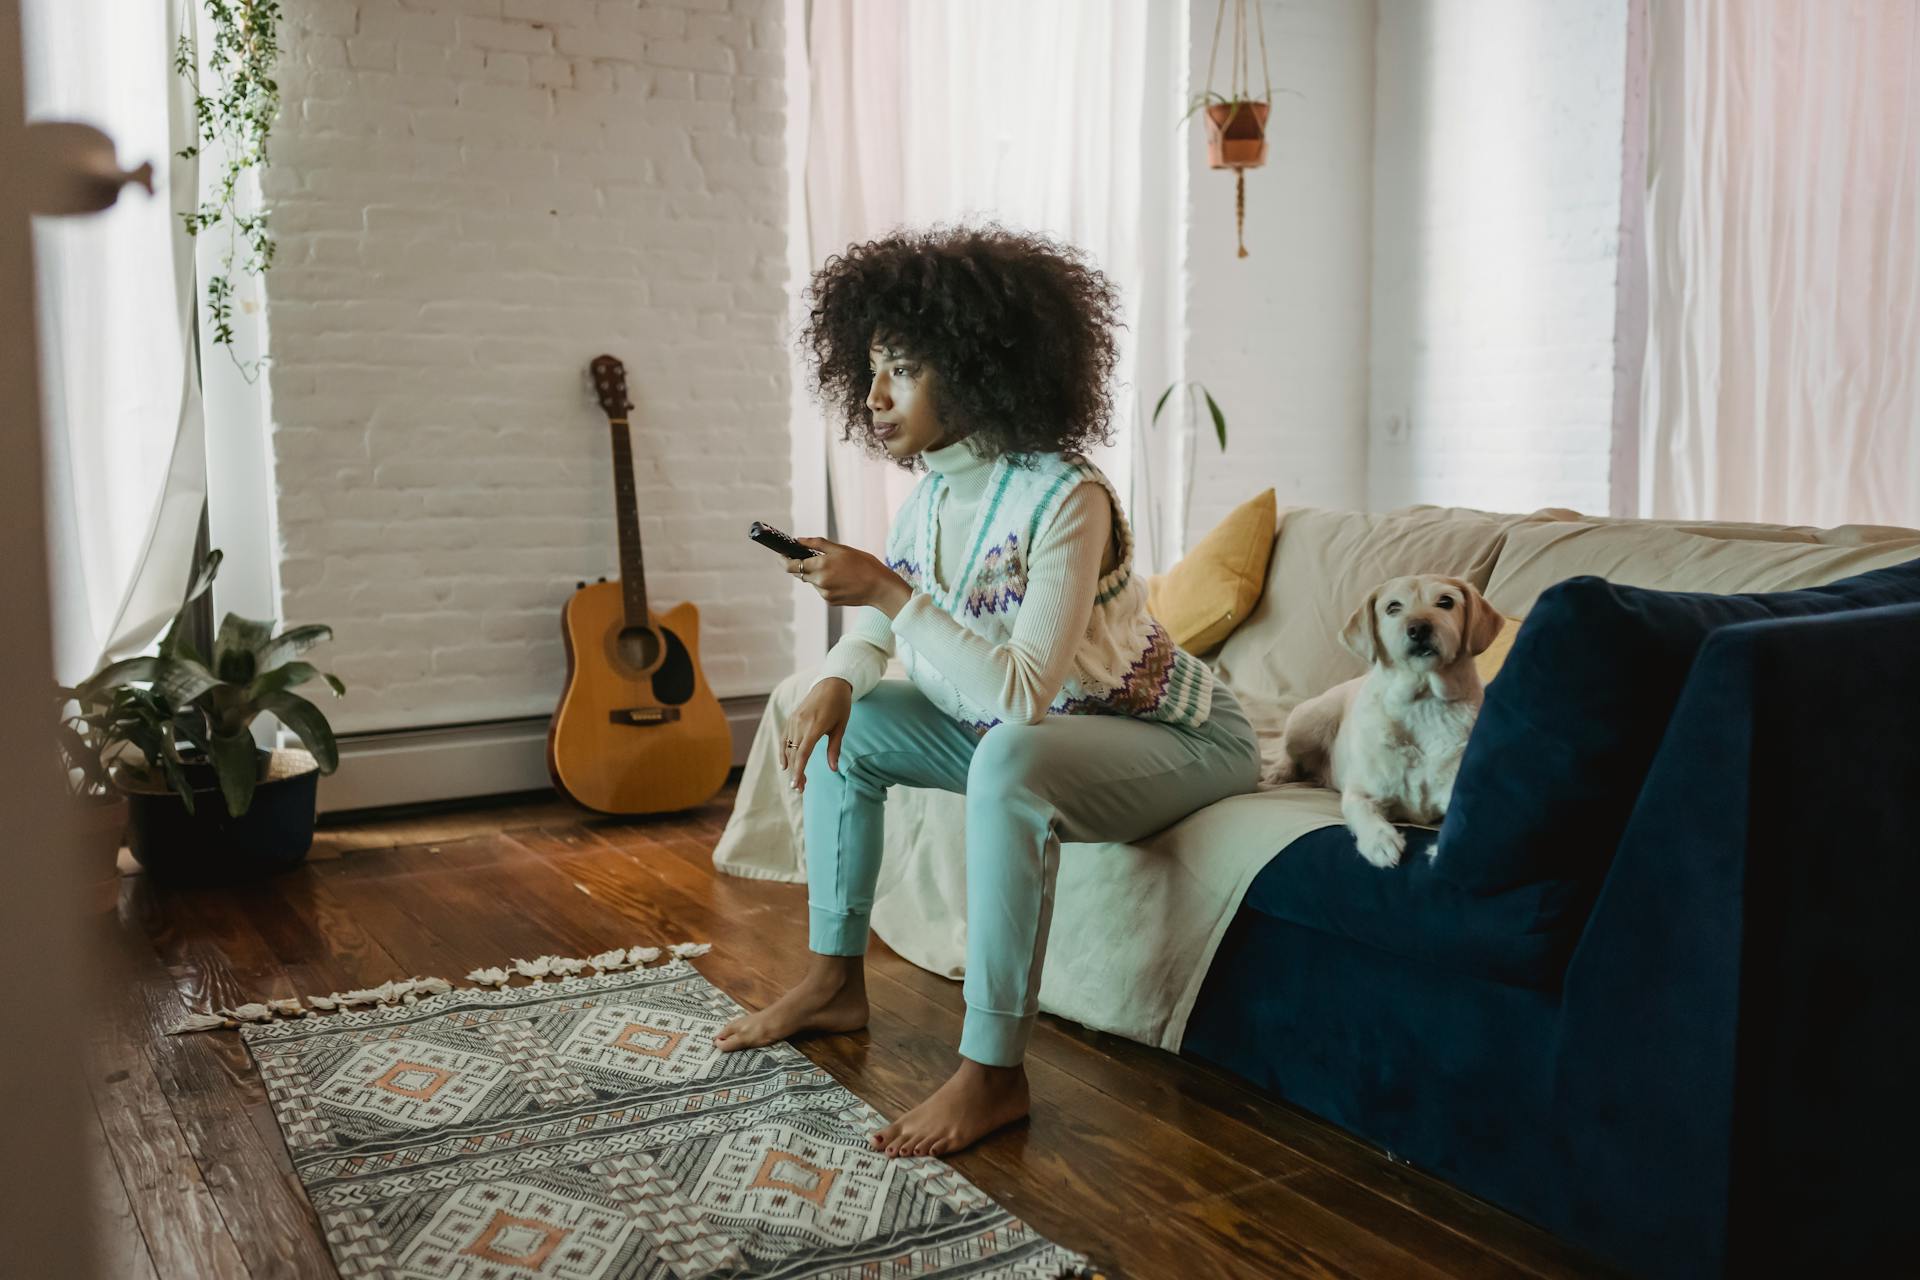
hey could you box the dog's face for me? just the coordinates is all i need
[1342,575,1501,672]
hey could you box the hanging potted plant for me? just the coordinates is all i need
[1184,0,1288,258]
[60,547,346,884]
[1193,93,1270,170]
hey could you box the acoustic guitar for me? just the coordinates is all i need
[547,355,732,813]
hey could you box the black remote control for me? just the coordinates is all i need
[748,521,821,559]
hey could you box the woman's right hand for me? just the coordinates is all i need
[780,678,853,794]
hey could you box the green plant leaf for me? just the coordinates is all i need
[55,722,113,794]
[168,709,207,765]
[257,624,332,672]
[118,738,197,816]
[213,613,273,683]
[173,635,209,669]
[323,673,346,697]
[158,549,222,661]
[257,691,339,773]
[73,655,221,707]
[245,660,318,701]
[1203,388,1228,451]
[162,753,196,816]
[1179,89,1237,125]
[72,656,159,703]
[122,719,169,766]
[198,683,255,739]
[205,730,259,818]
[183,549,222,603]
[54,724,85,768]
[149,656,225,710]
[1180,91,1264,127]
[1151,381,1178,430]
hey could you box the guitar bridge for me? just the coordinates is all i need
[609,707,682,726]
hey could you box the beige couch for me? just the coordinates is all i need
[712,503,1920,1051]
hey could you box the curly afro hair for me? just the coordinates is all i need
[801,224,1122,467]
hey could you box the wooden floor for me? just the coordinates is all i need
[85,781,1619,1280]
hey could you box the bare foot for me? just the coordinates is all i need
[713,956,868,1052]
[872,1059,1030,1158]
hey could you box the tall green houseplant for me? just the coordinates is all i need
[1138,380,1231,571]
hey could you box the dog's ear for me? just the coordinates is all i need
[1341,588,1382,663]
[1452,579,1503,656]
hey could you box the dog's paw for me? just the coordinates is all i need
[1355,825,1405,869]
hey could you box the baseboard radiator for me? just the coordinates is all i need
[310,695,768,817]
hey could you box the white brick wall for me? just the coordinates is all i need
[263,0,792,734]
[1182,0,1376,546]
[1368,0,1630,515]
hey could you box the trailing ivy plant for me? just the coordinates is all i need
[174,0,282,382]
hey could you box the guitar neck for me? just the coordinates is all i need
[606,415,650,624]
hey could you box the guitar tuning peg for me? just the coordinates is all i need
[576,581,586,590]
[597,575,607,583]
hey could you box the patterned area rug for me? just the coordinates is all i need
[241,959,1096,1279]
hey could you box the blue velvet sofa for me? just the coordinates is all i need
[1184,553,1920,1278]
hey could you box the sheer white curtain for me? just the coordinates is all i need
[1639,0,1920,527]
[26,0,203,686]
[802,0,1162,562]
[802,0,913,560]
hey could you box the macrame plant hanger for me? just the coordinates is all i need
[1202,0,1273,257]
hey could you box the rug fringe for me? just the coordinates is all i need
[165,941,712,1035]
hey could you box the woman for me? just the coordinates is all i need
[713,225,1262,1158]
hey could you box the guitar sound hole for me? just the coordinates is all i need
[652,626,696,706]
[616,626,663,670]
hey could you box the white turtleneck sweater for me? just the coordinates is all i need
[814,439,1118,725]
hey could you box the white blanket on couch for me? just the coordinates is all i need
[711,667,1345,1052]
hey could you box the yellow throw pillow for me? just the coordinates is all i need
[1146,489,1278,653]
[1474,614,1523,686]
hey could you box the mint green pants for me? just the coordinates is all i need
[804,678,1262,1067]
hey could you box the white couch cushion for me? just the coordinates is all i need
[1486,521,1920,617]
[1211,506,1522,711]
[1523,506,1920,547]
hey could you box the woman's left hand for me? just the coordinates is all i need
[787,538,913,615]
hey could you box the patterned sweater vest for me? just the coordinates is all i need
[883,451,1215,730]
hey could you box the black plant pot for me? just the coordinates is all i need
[122,748,320,885]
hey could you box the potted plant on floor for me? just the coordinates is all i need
[55,693,132,877]
[59,547,346,884]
